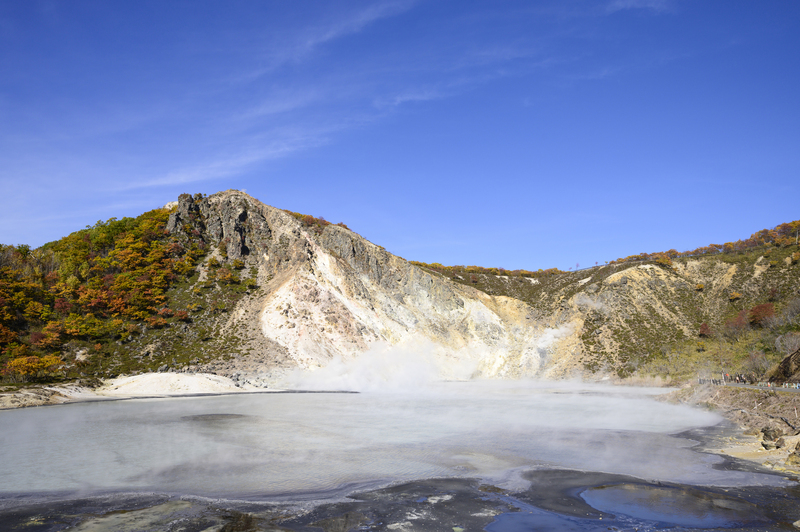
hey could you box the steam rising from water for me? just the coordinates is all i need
[282,341,445,392]
[0,375,785,505]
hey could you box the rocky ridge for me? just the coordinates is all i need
[164,190,569,382]
[3,189,800,404]
[142,190,800,384]
[22,189,795,388]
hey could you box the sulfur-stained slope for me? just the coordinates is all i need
[166,190,571,380]
[426,247,800,378]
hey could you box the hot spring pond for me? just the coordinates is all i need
[0,381,798,530]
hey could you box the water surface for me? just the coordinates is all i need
[0,381,783,504]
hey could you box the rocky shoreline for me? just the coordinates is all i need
[663,383,800,474]
[3,467,799,531]
[0,384,90,409]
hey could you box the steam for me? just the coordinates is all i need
[528,323,577,367]
[281,324,583,388]
[282,342,438,392]
[574,293,606,311]
[534,324,576,352]
[0,379,786,503]
[281,340,478,392]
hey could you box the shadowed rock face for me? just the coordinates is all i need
[772,347,800,383]
[167,190,558,379]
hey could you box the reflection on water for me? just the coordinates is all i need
[580,484,761,528]
[0,381,786,502]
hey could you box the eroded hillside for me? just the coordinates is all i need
[1,189,798,386]
[100,190,573,383]
[416,246,800,379]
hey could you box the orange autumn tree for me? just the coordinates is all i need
[1,207,207,382]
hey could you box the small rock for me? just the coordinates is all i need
[762,426,783,441]
[761,441,777,451]
[776,437,787,449]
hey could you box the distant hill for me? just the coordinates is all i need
[413,228,800,382]
[1,190,798,386]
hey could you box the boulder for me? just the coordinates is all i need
[786,451,800,467]
[761,426,783,442]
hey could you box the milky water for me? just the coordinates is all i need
[0,381,784,504]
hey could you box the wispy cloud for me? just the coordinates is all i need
[122,145,298,189]
[3,0,641,201]
[237,89,325,121]
[370,47,554,110]
[174,8,558,184]
[606,0,672,13]
[122,119,353,189]
[372,87,442,109]
[296,0,417,57]
[237,0,418,82]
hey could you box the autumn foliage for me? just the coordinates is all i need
[719,302,779,339]
[1,207,206,381]
[1,354,62,382]
[610,219,800,265]
[410,261,564,279]
[282,210,352,234]
[724,310,750,339]
[748,303,775,327]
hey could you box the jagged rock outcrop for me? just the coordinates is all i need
[166,190,566,379]
[770,347,800,383]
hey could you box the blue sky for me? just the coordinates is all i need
[1,0,798,271]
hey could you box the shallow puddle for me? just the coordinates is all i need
[579,483,761,528]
